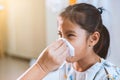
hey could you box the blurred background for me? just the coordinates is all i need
[0,0,120,80]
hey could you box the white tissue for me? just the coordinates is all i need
[59,38,74,69]
[60,38,74,56]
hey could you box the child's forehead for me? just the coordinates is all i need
[57,16,73,25]
[57,16,83,33]
[58,19,74,31]
[58,23,83,33]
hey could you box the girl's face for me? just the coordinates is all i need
[57,16,92,62]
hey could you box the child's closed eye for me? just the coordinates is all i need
[67,34,75,38]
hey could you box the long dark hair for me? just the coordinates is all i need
[60,3,110,59]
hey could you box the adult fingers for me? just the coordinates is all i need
[59,48,69,60]
[55,42,68,56]
[50,39,64,50]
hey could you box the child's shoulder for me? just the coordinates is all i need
[102,59,120,80]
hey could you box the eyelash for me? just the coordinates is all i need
[58,33,75,38]
[67,34,74,37]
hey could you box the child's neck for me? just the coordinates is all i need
[73,53,101,72]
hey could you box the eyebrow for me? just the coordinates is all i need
[65,30,76,34]
[58,30,76,35]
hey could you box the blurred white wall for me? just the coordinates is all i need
[45,8,58,45]
[106,0,120,66]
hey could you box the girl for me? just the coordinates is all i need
[18,3,120,80]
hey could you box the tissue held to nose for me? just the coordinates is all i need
[59,38,74,56]
[58,38,74,69]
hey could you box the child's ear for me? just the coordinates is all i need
[88,31,100,47]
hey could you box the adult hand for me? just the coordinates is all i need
[36,39,69,73]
